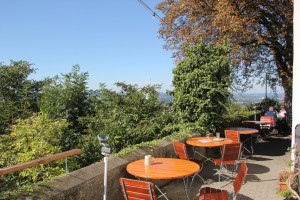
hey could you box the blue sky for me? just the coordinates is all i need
[0,0,282,93]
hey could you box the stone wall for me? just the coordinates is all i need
[38,136,204,200]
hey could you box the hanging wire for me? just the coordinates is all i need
[136,0,184,44]
[136,0,163,22]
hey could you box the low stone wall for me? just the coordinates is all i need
[39,136,204,200]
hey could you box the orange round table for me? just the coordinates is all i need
[126,158,200,179]
[226,127,259,134]
[186,137,233,147]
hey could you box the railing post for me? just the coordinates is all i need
[65,157,68,175]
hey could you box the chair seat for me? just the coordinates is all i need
[199,187,229,200]
[212,159,236,166]
[260,124,272,128]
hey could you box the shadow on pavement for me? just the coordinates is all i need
[254,135,291,156]
[246,163,270,174]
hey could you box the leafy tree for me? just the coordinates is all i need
[156,0,293,112]
[39,65,91,149]
[0,60,43,134]
[171,42,232,133]
[255,97,280,114]
[80,83,174,153]
[222,102,254,128]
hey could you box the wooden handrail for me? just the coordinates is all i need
[0,149,82,176]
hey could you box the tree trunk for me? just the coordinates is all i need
[283,79,292,124]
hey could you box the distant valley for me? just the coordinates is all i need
[158,93,284,106]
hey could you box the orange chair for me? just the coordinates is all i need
[173,141,204,184]
[199,161,248,200]
[120,178,168,200]
[225,129,252,156]
[260,116,275,130]
[212,143,243,185]
[225,130,240,143]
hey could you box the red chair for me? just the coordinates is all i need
[225,130,240,143]
[120,178,168,200]
[199,160,248,200]
[225,129,252,156]
[260,116,275,130]
[173,141,204,184]
[212,143,243,185]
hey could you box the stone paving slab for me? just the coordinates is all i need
[160,135,292,200]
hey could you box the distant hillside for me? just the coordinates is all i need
[158,92,284,106]
[232,93,284,106]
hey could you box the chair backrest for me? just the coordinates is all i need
[120,178,156,200]
[220,143,243,164]
[173,141,189,160]
[225,130,240,143]
[260,116,275,127]
[233,161,248,197]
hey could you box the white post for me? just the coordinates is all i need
[292,1,300,166]
[103,157,108,200]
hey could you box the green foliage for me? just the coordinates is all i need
[0,60,43,134]
[80,83,174,153]
[0,113,69,198]
[222,102,254,128]
[39,65,91,150]
[39,65,90,121]
[255,97,280,113]
[171,42,232,133]
[75,134,103,168]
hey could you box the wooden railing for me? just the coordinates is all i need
[0,149,82,176]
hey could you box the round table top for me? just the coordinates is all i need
[226,127,259,134]
[186,137,233,147]
[126,158,200,180]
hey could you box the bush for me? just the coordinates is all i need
[221,102,254,128]
[0,113,69,198]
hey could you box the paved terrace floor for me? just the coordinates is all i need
[157,134,292,200]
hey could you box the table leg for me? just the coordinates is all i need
[183,177,190,200]
[154,185,169,200]
[192,146,214,164]
[242,135,254,157]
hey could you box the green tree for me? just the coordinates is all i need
[156,0,293,112]
[0,60,43,134]
[171,42,232,133]
[80,83,174,153]
[39,65,91,149]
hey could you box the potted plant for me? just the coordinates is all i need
[278,170,292,191]
[277,170,299,199]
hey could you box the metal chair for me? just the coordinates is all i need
[225,130,240,143]
[259,116,276,139]
[173,141,205,185]
[199,161,248,200]
[225,130,252,156]
[212,143,243,186]
[260,116,275,130]
[119,178,168,200]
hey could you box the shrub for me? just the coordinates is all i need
[0,113,69,198]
